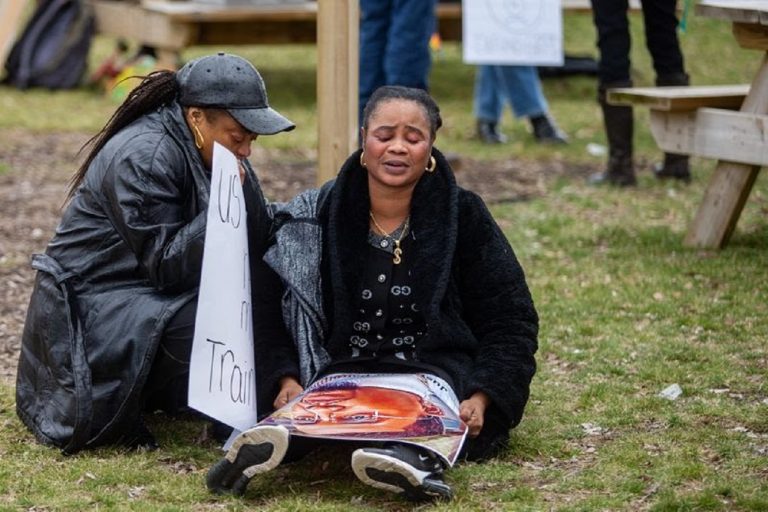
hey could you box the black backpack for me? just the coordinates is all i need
[3,0,95,89]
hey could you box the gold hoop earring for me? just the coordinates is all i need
[426,155,436,173]
[192,125,204,150]
[360,151,367,168]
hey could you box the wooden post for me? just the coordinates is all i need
[0,0,29,70]
[316,0,358,186]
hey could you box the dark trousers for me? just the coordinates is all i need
[279,405,510,465]
[143,298,197,414]
[591,0,686,87]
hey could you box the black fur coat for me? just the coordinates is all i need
[260,147,538,458]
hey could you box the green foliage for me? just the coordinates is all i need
[1,11,767,512]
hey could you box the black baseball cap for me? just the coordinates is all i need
[177,53,295,135]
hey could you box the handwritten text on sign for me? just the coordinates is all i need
[463,0,563,66]
[188,143,257,431]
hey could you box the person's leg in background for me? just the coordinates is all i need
[474,65,507,144]
[497,65,568,144]
[589,0,636,186]
[383,0,436,90]
[643,0,691,182]
[359,0,392,126]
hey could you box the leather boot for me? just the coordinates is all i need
[476,119,507,144]
[589,84,636,187]
[654,73,691,182]
[653,153,691,182]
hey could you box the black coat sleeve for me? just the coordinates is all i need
[100,137,206,293]
[457,190,539,428]
[250,240,301,417]
[240,164,301,415]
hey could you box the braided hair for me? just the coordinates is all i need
[67,70,180,200]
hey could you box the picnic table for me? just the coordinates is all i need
[681,0,768,248]
[607,1,768,248]
[640,0,768,249]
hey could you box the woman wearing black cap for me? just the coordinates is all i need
[15,53,294,453]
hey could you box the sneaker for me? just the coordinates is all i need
[351,444,453,502]
[206,425,289,496]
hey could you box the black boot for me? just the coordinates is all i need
[653,73,691,182]
[122,416,159,451]
[476,119,507,144]
[589,84,636,187]
[653,153,691,182]
[530,114,568,144]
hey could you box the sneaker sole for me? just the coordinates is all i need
[206,425,289,494]
[351,450,451,501]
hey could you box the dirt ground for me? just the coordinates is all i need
[0,128,592,385]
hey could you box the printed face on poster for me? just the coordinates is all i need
[259,373,468,466]
[188,142,257,431]
[462,0,564,66]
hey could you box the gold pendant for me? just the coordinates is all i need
[393,246,402,265]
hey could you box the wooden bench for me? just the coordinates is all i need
[606,84,768,166]
[607,77,767,249]
[607,85,750,112]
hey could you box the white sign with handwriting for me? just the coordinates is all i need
[188,142,256,431]
[463,0,563,66]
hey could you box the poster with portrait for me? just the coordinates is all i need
[463,0,563,66]
[259,373,468,466]
[188,142,257,432]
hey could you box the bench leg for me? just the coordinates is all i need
[683,162,760,249]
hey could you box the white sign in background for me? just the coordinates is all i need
[463,0,564,66]
[188,142,257,431]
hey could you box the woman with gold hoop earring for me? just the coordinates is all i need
[208,85,539,504]
[16,53,296,453]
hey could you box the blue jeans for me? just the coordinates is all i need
[473,65,549,122]
[359,0,436,125]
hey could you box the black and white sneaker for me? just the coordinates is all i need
[206,425,289,496]
[351,444,453,502]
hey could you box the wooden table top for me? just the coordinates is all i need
[137,0,641,22]
[697,1,768,24]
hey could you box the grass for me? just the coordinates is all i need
[1,10,767,512]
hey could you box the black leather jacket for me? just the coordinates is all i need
[15,101,271,452]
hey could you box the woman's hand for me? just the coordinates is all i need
[460,391,491,438]
[273,376,303,409]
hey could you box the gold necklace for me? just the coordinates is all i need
[369,211,409,265]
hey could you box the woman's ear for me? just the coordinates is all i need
[187,107,203,124]
[360,127,366,146]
